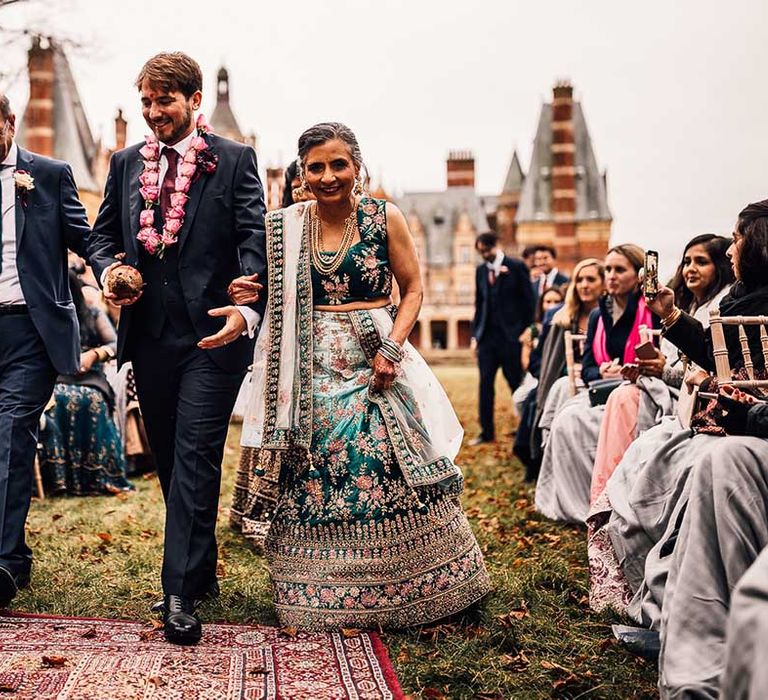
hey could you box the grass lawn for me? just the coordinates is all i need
[21,366,657,699]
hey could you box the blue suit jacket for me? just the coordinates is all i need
[472,255,535,344]
[88,133,267,373]
[13,147,91,374]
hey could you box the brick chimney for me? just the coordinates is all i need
[446,150,475,188]
[550,80,577,264]
[24,36,55,157]
[114,108,127,151]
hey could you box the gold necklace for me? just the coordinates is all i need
[310,202,358,276]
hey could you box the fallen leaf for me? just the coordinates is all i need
[80,627,97,639]
[279,626,298,639]
[396,648,410,663]
[422,688,448,700]
[149,619,164,630]
[96,532,113,544]
[497,600,530,627]
[341,628,359,638]
[502,651,530,671]
[148,676,166,687]
[42,655,67,667]
[52,513,63,521]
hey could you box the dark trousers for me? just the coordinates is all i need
[0,315,57,577]
[132,328,244,598]
[477,328,522,441]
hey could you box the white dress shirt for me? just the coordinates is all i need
[537,267,561,294]
[106,127,260,336]
[0,142,25,305]
[485,249,504,276]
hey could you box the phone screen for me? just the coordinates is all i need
[643,250,659,299]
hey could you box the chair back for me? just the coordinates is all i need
[564,331,588,396]
[709,308,768,389]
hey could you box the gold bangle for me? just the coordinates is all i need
[662,306,682,329]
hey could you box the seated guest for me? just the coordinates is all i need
[535,245,654,522]
[516,286,565,412]
[37,272,133,495]
[531,244,569,301]
[606,205,768,630]
[515,258,605,478]
[658,392,768,697]
[587,235,733,612]
[722,542,768,699]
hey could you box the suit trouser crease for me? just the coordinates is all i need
[132,334,243,598]
[477,332,522,441]
[0,316,57,576]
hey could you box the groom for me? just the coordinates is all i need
[88,52,267,645]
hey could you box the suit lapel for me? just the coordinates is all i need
[14,148,32,248]
[178,133,214,253]
[126,154,143,263]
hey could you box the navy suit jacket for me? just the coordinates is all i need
[472,255,535,344]
[531,270,570,300]
[13,147,91,374]
[88,132,267,373]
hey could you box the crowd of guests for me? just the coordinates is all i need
[34,260,152,497]
[508,199,768,697]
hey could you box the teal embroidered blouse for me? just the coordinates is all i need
[311,197,393,305]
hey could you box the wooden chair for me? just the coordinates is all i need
[564,331,588,396]
[709,309,768,390]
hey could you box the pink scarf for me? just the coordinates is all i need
[592,295,652,366]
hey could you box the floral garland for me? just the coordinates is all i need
[136,113,218,257]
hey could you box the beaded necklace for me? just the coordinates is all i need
[309,201,359,276]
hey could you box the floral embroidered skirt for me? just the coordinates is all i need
[38,383,133,496]
[237,311,490,630]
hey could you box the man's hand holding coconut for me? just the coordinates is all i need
[103,255,144,306]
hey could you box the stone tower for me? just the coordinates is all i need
[209,66,256,148]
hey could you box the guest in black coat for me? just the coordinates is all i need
[531,244,569,301]
[470,232,535,444]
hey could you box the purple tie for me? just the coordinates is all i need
[160,147,179,222]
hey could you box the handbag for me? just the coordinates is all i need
[588,378,624,407]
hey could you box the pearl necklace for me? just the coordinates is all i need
[309,201,359,276]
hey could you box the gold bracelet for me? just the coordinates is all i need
[662,306,682,329]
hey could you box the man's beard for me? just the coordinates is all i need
[157,106,194,145]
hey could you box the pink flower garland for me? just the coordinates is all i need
[136,114,214,257]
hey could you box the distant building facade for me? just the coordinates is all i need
[397,80,612,352]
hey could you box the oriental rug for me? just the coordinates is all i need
[0,613,403,699]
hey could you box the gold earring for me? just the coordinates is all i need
[353,179,364,197]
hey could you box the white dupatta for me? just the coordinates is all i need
[240,201,465,494]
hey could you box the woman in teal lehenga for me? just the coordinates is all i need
[230,123,489,631]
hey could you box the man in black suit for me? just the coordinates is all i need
[88,53,267,645]
[531,244,569,300]
[470,232,534,445]
[0,95,91,605]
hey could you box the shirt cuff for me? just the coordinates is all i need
[236,306,260,338]
[100,268,109,288]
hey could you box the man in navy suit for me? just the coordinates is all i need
[531,244,569,301]
[88,53,266,645]
[470,232,535,444]
[0,94,91,606]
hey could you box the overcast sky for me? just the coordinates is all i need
[2,0,767,273]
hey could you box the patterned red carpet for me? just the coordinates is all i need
[0,613,403,699]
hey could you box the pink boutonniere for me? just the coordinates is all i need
[135,113,218,257]
[13,170,34,208]
[499,265,510,275]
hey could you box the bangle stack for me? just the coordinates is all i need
[378,337,404,364]
[661,306,682,330]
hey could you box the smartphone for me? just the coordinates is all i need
[643,250,659,299]
[634,340,657,360]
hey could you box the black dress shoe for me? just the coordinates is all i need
[0,566,29,608]
[163,595,202,646]
[150,580,220,614]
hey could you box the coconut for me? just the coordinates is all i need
[107,265,144,299]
